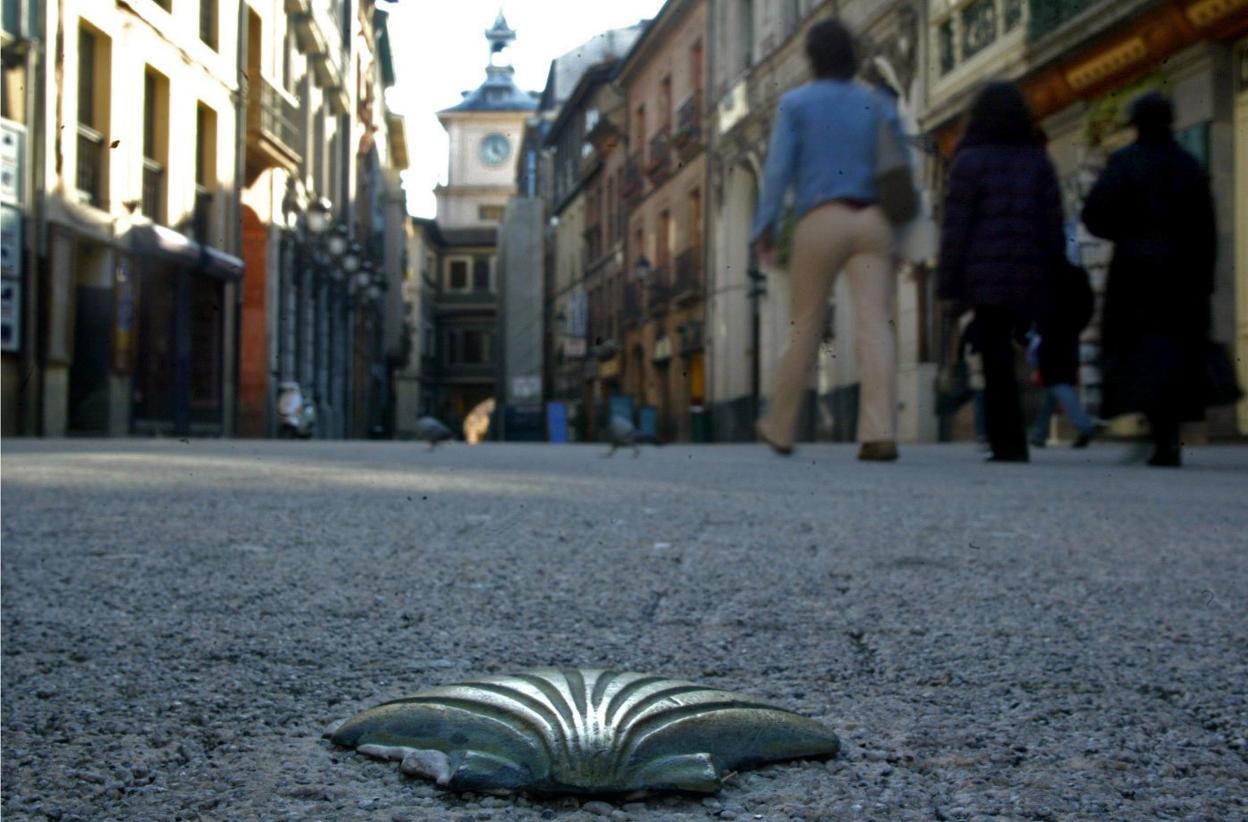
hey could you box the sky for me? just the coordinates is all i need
[378,0,666,218]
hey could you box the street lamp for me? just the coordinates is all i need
[342,243,362,276]
[634,254,652,282]
[326,223,349,259]
[307,197,333,235]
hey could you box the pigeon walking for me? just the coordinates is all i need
[605,416,642,458]
[415,416,454,450]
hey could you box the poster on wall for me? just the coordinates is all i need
[1,204,20,280]
[113,255,135,373]
[0,121,24,206]
[1,278,19,352]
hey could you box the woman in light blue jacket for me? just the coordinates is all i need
[752,19,903,461]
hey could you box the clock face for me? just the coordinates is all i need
[480,133,512,166]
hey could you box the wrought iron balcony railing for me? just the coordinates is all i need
[647,266,671,313]
[621,152,643,201]
[141,158,165,223]
[623,280,644,325]
[673,91,703,158]
[646,128,671,183]
[246,75,303,174]
[672,248,702,302]
[76,126,105,208]
[1027,0,1094,42]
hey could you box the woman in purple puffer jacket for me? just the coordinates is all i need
[938,82,1066,463]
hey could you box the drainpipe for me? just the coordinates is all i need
[702,0,715,440]
[230,0,248,437]
[21,0,46,435]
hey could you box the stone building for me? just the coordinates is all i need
[0,0,407,439]
[920,0,1248,440]
[2,0,245,437]
[617,0,711,443]
[409,12,537,435]
[496,24,641,440]
[238,0,407,439]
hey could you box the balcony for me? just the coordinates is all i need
[623,281,643,326]
[621,152,643,203]
[673,91,703,161]
[141,158,165,224]
[246,75,302,180]
[647,266,671,314]
[646,128,671,184]
[672,248,703,303]
[75,126,105,208]
[1027,0,1093,42]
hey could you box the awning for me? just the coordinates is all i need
[124,223,244,282]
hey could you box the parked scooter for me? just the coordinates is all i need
[277,382,317,439]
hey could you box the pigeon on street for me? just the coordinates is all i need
[605,415,651,457]
[415,416,454,450]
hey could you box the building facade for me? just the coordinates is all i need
[617,0,710,443]
[0,0,406,439]
[3,0,245,437]
[921,0,1248,440]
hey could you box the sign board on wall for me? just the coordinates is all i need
[1,205,20,279]
[1,278,19,352]
[1,120,25,206]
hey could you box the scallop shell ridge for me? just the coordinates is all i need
[328,667,840,795]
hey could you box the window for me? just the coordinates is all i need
[448,259,469,291]
[76,24,110,208]
[444,329,493,365]
[142,69,169,224]
[636,105,646,153]
[657,210,672,269]
[472,257,491,291]
[1002,0,1024,32]
[938,18,956,75]
[200,0,217,50]
[689,189,702,253]
[660,75,672,129]
[478,204,505,222]
[961,0,997,60]
[691,40,704,95]
[195,104,217,242]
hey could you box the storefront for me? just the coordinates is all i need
[126,224,241,436]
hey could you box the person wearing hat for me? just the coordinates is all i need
[1081,92,1218,467]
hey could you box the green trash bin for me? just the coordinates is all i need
[690,406,710,443]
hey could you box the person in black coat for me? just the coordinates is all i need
[1081,92,1217,467]
[938,83,1066,462]
[1029,259,1097,448]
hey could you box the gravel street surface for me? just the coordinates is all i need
[3,439,1246,821]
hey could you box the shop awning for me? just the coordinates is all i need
[124,223,244,282]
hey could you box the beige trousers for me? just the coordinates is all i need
[759,202,897,447]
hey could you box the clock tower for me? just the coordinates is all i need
[434,12,537,228]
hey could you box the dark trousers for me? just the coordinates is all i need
[974,307,1029,459]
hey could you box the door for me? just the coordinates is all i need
[67,248,113,433]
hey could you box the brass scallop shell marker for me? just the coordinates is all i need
[326,668,840,795]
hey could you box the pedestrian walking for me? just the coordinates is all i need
[751,19,908,461]
[1080,92,1221,467]
[937,82,1066,463]
[1029,260,1098,448]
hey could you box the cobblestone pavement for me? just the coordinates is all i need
[2,439,1246,822]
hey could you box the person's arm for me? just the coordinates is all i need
[1039,156,1067,272]
[1080,155,1124,241]
[751,95,800,246]
[937,151,976,304]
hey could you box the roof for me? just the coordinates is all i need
[544,61,618,148]
[536,24,646,113]
[440,66,539,114]
[615,1,693,86]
